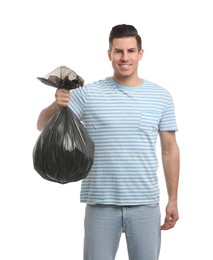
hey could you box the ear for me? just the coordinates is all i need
[139,49,144,61]
[108,49,112,61]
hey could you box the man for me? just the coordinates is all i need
[37,24,180,260]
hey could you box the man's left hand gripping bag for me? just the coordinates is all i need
[33,66,95,184]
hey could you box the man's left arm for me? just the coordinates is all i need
[159,131,180,230]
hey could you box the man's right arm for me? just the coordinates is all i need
[37,89,70,131]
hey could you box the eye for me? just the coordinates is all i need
[129,49,136,53]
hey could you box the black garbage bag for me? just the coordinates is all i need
[33,66,95,184]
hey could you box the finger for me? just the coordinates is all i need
[161,217,177,230]
[56,89,70,98]
[60,88,70,94]
[57,98,70,106]
[55,89,70,107]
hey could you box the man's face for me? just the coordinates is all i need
[108,37,143,80]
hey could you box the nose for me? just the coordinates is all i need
[121,51,129,61]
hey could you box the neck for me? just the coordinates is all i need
[112,75,143,87]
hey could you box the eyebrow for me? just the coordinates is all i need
[114,48,137,51]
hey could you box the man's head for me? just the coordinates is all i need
[108,24,143,84]
[109,24,142,51]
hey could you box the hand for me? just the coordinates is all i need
[55,88,70,107]
[161,201,179,230]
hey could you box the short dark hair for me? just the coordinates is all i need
[109,24,142,51]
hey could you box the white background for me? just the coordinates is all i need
[0,0,213,259]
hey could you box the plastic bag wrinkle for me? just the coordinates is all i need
[33,66,94,184]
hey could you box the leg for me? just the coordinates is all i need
[83,204,122,260]
[125,205,161,260]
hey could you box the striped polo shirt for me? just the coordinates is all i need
[69,77,178,205]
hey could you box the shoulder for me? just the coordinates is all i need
[71,77,113,97]
[80,77,114,95]
[145,80,168,92]
[84,77,112,89]
[144,80,173,99]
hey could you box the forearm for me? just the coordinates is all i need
[162,144,180,202]
[37,101,59,131]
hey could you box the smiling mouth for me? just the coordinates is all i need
[119,64,131,69]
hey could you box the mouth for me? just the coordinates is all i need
[119,64,132,70]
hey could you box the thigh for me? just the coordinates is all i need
[125,205,161,260]
[84,204,122,260]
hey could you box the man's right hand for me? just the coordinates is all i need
[37,89,71,131]
[55,88,70,107]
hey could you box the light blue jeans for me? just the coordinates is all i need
[84,204,161,260]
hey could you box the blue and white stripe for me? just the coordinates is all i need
[69,77,178,205]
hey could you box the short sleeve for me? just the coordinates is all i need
[68,86,88,122]
[159,94,178,132]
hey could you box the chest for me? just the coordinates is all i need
[84,92,163,131]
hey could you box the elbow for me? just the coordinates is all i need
[162,143,180,158]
